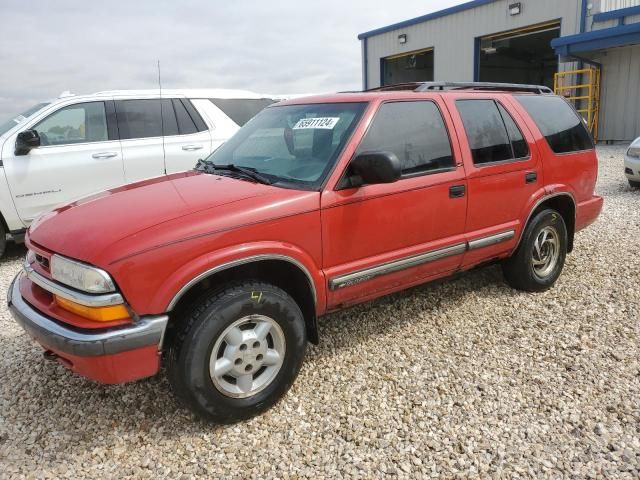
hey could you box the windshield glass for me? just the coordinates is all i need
[204,102,367,189]
[0,103,50,137]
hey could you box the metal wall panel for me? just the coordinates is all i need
[601,0,640,12]
[364,0,583,87]
[596,45,640,141]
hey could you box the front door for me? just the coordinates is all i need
[4,100,125,224]
[321,99,468,309]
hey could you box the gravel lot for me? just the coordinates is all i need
[0,146,638,479]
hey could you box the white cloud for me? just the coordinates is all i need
[0,0,462,118]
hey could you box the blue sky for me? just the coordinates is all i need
[0,0,461,118]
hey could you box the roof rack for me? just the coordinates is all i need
[366,82,424,92]
[367,82,553,94]
[417,82,553,94]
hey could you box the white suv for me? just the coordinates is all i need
[0,89,281,254]
[625,137,640,188]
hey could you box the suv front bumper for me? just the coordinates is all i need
[8,273,168,383]
[624,154,640,181]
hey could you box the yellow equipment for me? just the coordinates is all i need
[554,67,601,143]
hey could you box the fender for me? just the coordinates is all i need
[0,136,26,233]
[148,241,326,315]
[512,185,576,253]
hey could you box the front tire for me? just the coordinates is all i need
[0,222,6,258]
[503,209,567,292]
[167,281,306,423]
[629,179,640,189]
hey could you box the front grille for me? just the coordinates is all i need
[35,254,50,270]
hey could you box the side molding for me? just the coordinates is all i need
[468,230,515,250]
[329,243,466,290]
[167,254,317,311]
[329,228,516,291]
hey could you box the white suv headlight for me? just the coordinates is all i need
[50,255,116,293]
[627,146,640,158]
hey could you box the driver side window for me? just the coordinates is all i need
[357,101,455,176]
[33,102,108,146]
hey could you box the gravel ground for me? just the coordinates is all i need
[0,146,638,479]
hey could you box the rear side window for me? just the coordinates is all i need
[210,98,277,126]
[115,100,163,139]
[357,101,454,175]
[457,99,528,165]
[516,95,594,153]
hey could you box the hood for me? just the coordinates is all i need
[28,171,316,263]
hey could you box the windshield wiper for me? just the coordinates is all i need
[195,160,272,185]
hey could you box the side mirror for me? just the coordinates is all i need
[15,130,41,156]
[345,151,401,188]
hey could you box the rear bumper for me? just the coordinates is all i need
[8,273,168,383]
[576,195,603,232]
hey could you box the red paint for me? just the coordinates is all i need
[40,342,159,384]
[24,89,602,384]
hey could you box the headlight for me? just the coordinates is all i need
[50,255,115,293]
[627,146,640,158]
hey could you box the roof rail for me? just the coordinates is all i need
[366,83,424,92]
[415,82,553,94]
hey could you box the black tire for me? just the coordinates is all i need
[502,209,567,292]
[0,222,6,258]
[167,280,306,423]
[629,179,640,189]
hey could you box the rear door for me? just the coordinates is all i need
[115,98,166,182]
[445,95,542,268]
[321,99,468,309]
[4,99,125,223]
[162,98,212,174]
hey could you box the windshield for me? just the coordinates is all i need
[204,102,367,189]
[0,103,50,137]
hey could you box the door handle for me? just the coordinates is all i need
[449,185,466,198]
[525,172,538,184]
[182,145,203,151]
[92,152,118,159]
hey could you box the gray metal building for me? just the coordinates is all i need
[359,0,640,142]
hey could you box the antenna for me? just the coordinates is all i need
[158,60,167,174]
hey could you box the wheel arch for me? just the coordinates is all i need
[166,254,321,345]
[516,192,576,253]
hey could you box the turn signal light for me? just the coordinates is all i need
[54,296,130,322]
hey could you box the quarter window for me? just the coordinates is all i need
[210,98,277,126]
[356,101,454,175]
[516,95,594,154]
[33,102,108,146]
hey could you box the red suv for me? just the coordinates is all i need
[9,82,603,423]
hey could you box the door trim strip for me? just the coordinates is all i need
[329,229,515,290]
[468,230,515,250]
[329,243,466,291]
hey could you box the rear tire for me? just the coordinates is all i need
[167,280,306,423]
[503,209,567,292]
[629,179,640,189]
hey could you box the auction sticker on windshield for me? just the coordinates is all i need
[293,117,339,130]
